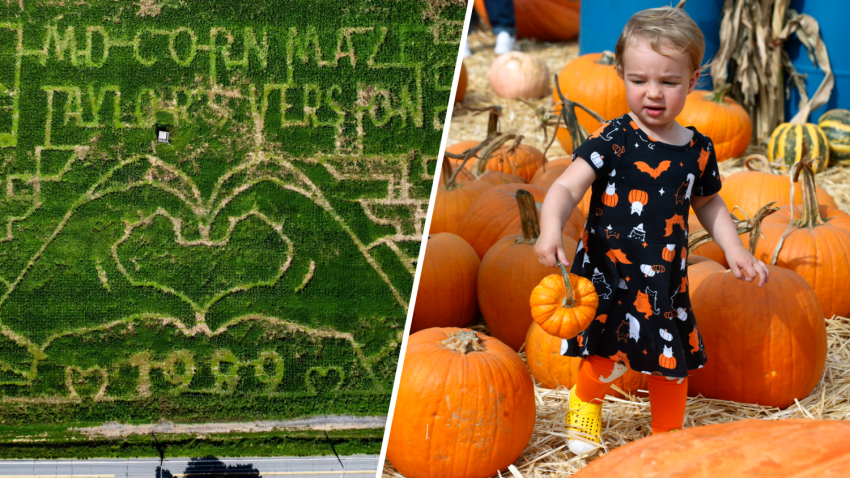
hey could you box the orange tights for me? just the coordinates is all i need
[574,355,688,434]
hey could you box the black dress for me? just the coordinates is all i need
[560,114,722,378]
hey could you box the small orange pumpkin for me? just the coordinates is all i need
[529,259,598,340]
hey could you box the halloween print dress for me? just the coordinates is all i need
[560,114,722,378]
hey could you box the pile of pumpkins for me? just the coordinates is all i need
[389,51,850,478]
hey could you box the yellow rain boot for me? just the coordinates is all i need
[566,387,603,455]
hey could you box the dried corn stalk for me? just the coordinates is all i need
[713,0,834,144]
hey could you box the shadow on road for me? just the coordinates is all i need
[157,456,262,477]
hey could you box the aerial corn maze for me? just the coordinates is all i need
[0,0,462,427]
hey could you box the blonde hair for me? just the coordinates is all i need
[614,6,707,77]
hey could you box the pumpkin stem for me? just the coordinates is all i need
[440,330,485,355]
[707,84,732,104]
[553,76,603,153]
[744,154,778,175]
[746,203,781,255]
[441,156,454,189]
[557,259,575,308]
[687,204,779,254]
[515,189,540,244]
[471,132,517,176]
[793,145,825,229]
[487,106,502,136]
[597,50,616,66]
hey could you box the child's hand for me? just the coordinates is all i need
[534,230,569,268]
[725,245,769,287]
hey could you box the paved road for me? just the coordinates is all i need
[0,456,378,478]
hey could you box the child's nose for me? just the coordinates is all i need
[648,84,663,98]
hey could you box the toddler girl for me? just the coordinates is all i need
[534,7,769,454]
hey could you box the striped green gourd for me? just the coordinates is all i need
[767,122,830,171]
[818,109,850,165]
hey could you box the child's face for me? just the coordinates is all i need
[620,41,699,128]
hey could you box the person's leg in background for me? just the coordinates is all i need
[462,8,479,57]
[484,0,517,54]
[647,375,689,434]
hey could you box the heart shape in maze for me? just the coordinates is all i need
[66,367,109,399]
[114,210,292,312]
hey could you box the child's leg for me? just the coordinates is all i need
[567,356,627,454]
[647,375,689,434]
[574,355,625,403]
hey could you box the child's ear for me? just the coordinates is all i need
[688,70,700,94]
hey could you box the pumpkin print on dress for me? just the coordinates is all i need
[602,183,618,206]
[629,190,648,215]
[659,345,677,369]
[561,114,721,378]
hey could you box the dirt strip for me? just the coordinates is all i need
[70,415,387,438]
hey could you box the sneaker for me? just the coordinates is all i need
[493,31,517,55]
[566,387,603,455]
[462,38,472,58]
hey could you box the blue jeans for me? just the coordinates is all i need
[484,0,516,36]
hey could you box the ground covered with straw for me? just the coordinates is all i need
[383,29,850,478]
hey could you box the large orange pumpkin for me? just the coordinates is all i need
[460,184,581,258]
[688,213,728,268]
[524,321,649,398]
[574,419,850,478]
[676,87,752,162]
[751,158,850,319]
[478,190,578,351]
[689,266,827,409]
[476,170,525,186]
[719,154,837,219]
[444,141,479,183]
[686,255,725,294]
[530,157,572,183]
[531,162,593,219]
[489,51,550,100]
[387,328,536,478]
[474,0,580,42]
[479,143,545,182]
[553,52,629,153]
[411,234,480,333]
[431,157,493,235]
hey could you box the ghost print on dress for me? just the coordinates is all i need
[560,114,722,378]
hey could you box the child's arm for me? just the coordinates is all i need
[691,194,770,287]
[534,157,596,268]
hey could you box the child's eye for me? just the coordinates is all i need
[632,80,645,85]
[664,81,678,86]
